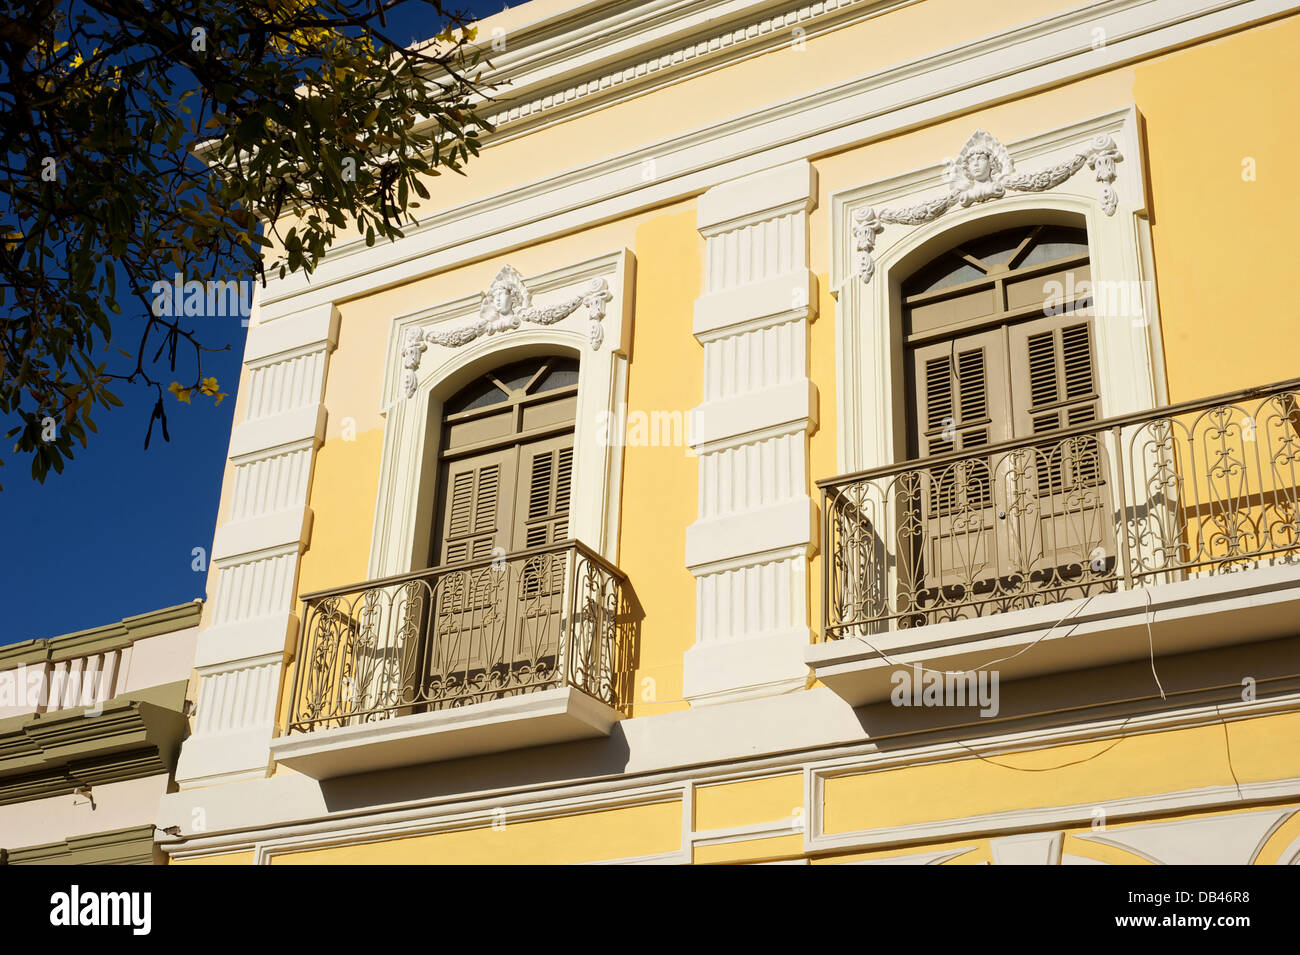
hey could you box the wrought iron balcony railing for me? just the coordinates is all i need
[820,379,1300,640]
[286,540,628,734]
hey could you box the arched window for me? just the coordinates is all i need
[896,222,1114,617]
[430,354,579,567]
[903,223,1098,460]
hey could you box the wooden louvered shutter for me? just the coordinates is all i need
[506,435,574,670]
[1009,314,1102,493]
[910,329,1012,513]
[514,436,574,551]
[1007,312,1112,573]
[911,329,1013,455]
[425,448,515,698]
[422,356,579,702]
[437,449,513,566]
[905,330,1013,593]
[1011,315,1100,436]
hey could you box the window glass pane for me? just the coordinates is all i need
[961,228,1026,268]
[903,254,985,297]
[443,375,508,414]
[1018,226,1088,268]
[443,355,579,415]
[533,358,580,393]
[494,358,547,393]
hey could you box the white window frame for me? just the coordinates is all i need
[369,249,634,579]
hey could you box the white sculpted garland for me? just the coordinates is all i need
[852,130,1122,283]
[401,264,613,398]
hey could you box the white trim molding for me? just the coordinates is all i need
[368,249,635,579]
[174,301,340,789]
[1073,808,1296,865]
[828,106,1161,475]
[683,160,819,706]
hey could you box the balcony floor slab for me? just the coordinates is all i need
[809,562,1300,708]
[269,687,621,780]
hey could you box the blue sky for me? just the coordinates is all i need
[0,1,510,645]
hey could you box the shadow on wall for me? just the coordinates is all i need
[849,632,1300,754]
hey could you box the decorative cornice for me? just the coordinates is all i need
[4,824,160,865]
[0,684,189,803]
[400,265,613,398]
[851,129,1122,282]
[471,0,915,142]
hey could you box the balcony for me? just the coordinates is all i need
[810,379,1300,705]
[270,541,631,778]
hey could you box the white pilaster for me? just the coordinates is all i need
[684,160,818,706]
[174,302,339,788]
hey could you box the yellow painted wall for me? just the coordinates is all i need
[618,207,702,717]
[1133,15,1300,401]
[695,833,804,864]
[807,271,836,639]
[694,773,803,832]
[171,850,256,866]
[269,799,682,865]
[810,836,988,865]
[174,712,1300,862]
[821,711,1300,836]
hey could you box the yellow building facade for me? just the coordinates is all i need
[160,0,1300,865]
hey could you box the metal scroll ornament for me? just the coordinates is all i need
[402,265,614,398]
[852,130,1122,283]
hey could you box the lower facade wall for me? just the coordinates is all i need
[0,773,172,857]
[168,706,1300,865]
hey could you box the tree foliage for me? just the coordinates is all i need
[0,0,492,486]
